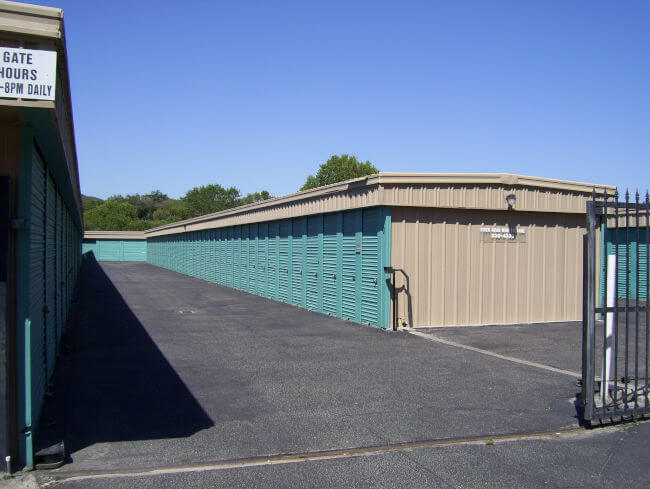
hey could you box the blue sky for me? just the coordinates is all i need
[30,0,650,199]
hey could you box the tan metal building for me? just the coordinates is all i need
[140,173,614,329]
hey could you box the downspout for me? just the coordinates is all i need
[22,319,32,470]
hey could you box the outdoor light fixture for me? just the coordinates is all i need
[506,193,516,209]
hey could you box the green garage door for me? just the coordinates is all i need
[29,148,47,422]
[145,206,392,328]
[291,217,306,308]
[278,220,290,303]
[97,240,122,261]
[123,240,147,261]
[268,222,278,300]
[322,213,340,317]
[92,240,147,261]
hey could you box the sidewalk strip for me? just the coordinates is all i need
[406,329,581,379]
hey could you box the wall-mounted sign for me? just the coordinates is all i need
[0,48,57,101]
[480,226,527,243]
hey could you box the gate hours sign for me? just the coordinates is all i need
[0,47,57,101]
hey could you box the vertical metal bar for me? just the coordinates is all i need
[613,191,620,410]
[583,198,597,421]
[601,189,609,413]
[624,190,630,413]
[634,191,640,413]
[643,190,650,411]
[23,319,32,470]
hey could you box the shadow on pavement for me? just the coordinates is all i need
[35,254,214,458]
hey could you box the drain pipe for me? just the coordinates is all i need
[24,319,33,470]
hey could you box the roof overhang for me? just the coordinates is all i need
[0,1,82,227]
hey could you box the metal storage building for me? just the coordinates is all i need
[0,2,82,471]
[144,173,614,330]
[83,231,147,261]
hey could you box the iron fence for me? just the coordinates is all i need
[582,189,649,423]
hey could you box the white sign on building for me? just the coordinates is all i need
[0,47,57,101]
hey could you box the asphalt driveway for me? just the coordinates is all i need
[36,259,582,473]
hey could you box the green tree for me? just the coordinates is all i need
[84,201,139,230]
[182,184,241,218]
[82,196,104,213]
[239,190,272,206]
[150,199,184,221]
[300,154,378,191]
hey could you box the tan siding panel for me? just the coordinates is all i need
[391,207,585,327]
[146,174,613,238]
[381,184,595,214]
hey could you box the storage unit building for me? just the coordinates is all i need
[83,231,147,261]
[1,3,83,471]
[145,173,614,330]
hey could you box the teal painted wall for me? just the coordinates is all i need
[15,128,82,470]
[600,227,648,301]
[147,207,392,328]
[83,239,147,262]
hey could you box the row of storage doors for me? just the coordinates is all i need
[29,147,81,429]
[600,228,648,300]
[82,239,147,261]
[147,207,392,328]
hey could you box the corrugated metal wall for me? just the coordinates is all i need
[601,228,648,300]
[82,239,147,261]
[390,206,585,327]
[28,147,81,427]
[147,207,392,328]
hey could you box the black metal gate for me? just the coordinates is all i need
[583,190,649,423]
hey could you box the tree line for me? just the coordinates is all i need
[84,154,378,230]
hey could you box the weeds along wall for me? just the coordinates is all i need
[147,207,392,329]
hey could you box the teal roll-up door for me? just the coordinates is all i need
[45,173,57,379]
[342,210,360,322]
[601,228,648,301]
[322,213,340,317]
[306,215,322,312]
[224,227,232,287]
[233,226,241,289]
[278,220,290,303]
[145,206,392,328]
[291,217,306,308]
[361,208,381,326]
[267,222,278,300]
[241,225,249,291]
[257,223,267,296]
[97,240,122,261]
[248,224,257,293]
[208,229,218,283]
[30,148,47,420]
[123,241,147,261]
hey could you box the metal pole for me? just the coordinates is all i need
[601,254,616,407]
[583,199,597,421]
[23,319,33,470]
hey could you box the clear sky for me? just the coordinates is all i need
[27,0,650,199]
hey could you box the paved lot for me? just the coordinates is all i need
[32,422,650,489]
[37,259,584,476]
[416,322,584,374]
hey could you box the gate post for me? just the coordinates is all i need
[582,199,598,421]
